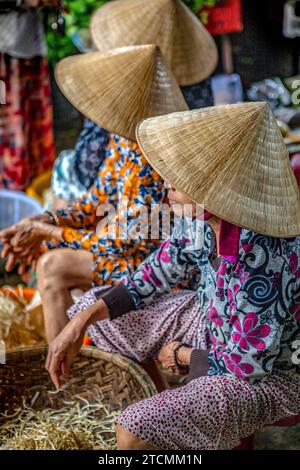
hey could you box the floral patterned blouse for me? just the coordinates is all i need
[116,218,300,384]
[48,133,165,285]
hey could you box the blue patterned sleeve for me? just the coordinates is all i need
[122,219,208,309]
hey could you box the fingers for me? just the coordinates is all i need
[5,252,16,272]
[45,349,63,390]
[61,352,73,380]
[45,349,51,371]
[50,361,62,390]
[0,227,15,241]
[18,261,29,276]
[11,231,26,247]
[4,239,41,273]
[1,243,12,258]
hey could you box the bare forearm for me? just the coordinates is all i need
[78,299,110,329]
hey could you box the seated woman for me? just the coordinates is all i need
[45,102,300,450]
[0,45,188,341]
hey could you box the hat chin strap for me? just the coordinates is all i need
[204,211,240,262]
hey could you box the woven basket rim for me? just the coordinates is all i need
[3,345,157,397]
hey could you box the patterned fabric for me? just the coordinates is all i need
[67,289,210,361]
[74,119,109,188]
[0,10,46,59]
[67,279,300,450]
[121,218,300,384]
[47,133,165,286]
[116,371,300,450]
[51,150,90,202]
[0,53,55,190]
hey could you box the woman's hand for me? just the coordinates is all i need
[9,220,63,247]
[1,219,63,272]
[46,299,110,389]
[157,341,192,375]
[0,213,52,246]
[46,316,86,390]
[5,239,42,274]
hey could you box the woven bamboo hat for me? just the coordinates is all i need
[55,45,188,141]
[90,0,218,86]
[136,102,300,238]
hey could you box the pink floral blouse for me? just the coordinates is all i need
[117,219,300,384]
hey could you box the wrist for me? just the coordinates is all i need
[47,225,63,241]
[81,299,109,328]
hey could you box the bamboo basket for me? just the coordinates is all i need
[0,346,157,415]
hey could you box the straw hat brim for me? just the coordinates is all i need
[90,0,218,86]
[136,103,300,238]
[55,45,188,141]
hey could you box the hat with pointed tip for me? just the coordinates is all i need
[90,0,218,86]
[136,102,300,237]
[55,44,188,141]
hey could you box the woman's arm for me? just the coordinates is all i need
[53,136,118,229]
[93,218,208,319]
[45,220,208,389]
[53,153,165,252]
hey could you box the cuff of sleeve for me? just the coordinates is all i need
[94,283,136,320]
[187,349,209,383]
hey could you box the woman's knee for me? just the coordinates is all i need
[116,424,156,450]
[37,249,93,292]
[36,250,70,291]
[116,424,139,450]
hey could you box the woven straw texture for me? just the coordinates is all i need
[136,102,300,238]
[0,346,157,415]
[90,0,218,86]
[55,45,188,141]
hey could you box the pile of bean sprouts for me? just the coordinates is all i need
[0,393,121,450]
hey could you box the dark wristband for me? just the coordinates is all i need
[94,283,136,320]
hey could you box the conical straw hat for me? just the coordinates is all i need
[55,45,188,141]
[90,0,218,86]
[136,102,300,238]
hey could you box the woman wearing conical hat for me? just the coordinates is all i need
[0,45,189,342]
[51,0,218,206]
[46,102,300,449]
